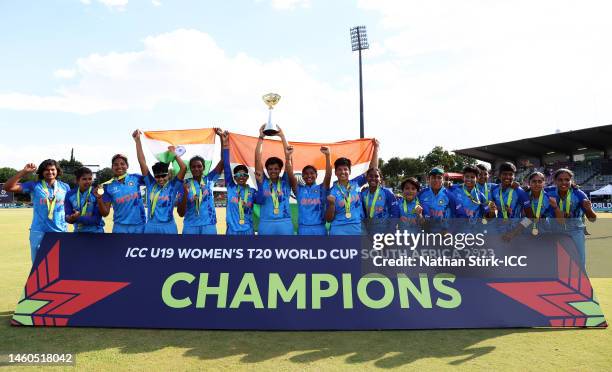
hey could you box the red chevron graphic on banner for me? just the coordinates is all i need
[12,241,129,327]
[488,243,607,327]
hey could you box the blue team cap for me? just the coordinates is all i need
[429,167,444,176]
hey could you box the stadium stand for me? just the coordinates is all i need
[455,124,612,193]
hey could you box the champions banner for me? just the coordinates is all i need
[11,230,607,330]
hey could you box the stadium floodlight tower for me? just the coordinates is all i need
[350,25,369,139]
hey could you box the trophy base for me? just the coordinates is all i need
[263,129,279,136]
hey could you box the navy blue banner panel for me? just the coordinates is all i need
[12,232,607,330]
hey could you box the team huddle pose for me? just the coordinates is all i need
[3,128,598,264]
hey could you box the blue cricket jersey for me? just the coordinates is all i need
[102,174,146,225]
[297,183,328,226]
[223,149,256,232]
[395,196,421,231]
[477,182,495,202]
[328,174,367,227]
[22,180,70,232]
[360,186,399,220]
[490,185,530,219]
[144,175,183,224]
[529,190,557,218]
[418,187,456,220]
[182,171,220,227]
[450,184,489,220]
[65,187,105,232]
[545,186,588,231]
[256,173,292,221]
[527,189,557,232]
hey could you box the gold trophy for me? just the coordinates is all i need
[262,93,281,136]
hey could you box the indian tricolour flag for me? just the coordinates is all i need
[142,128,216,175]
[227,132,376,189]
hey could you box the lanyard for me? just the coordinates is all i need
[149,182,169,219]
[102,173,127,186]
[238,186,249,222]
[558,188,572,217]
[76,187,92,215]
[114,174,127,182]
[463,185,480,204]
[403,197,420,214]
[76,187,92,231]
[190,178,206,215]
[269,179,281,212]
[499,187,514,219]
[41,181,58,220]
[365,187,381,218]
[479,183,489,200]
[531,191,544,220]
[337,182,352,216]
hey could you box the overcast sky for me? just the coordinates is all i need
[1,0,612,169]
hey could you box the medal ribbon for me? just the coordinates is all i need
[190,179,205,215]
[559,188,571,217]
[337,182,352,217]
[114,174,127,182]
[531,191,544,233]
[531,191,544,221]
[238,186,249,222]
[403,197,420,215]
[270,179,281,212]
[365,187,381,218]
[499,188,514,219]
[149,182,168,219]
[463,185,480,204]
[76,187,92,215]
[101,173,127,186]
[41,181,58,220]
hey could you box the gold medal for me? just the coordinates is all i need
[239,219,245,225]
[96,188,104,196]
[481,218,488,225]
[345,212,352,218]
[531,227,539,236]
[273,208,279,215]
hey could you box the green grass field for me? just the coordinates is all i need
[1,209,612,371]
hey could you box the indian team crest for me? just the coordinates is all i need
[439,199,445,205]
[128,181,135,187]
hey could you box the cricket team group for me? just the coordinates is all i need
[4,126,598,263]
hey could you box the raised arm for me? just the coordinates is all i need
[582,199,597,222]
[168,145,187,180]
[177,182,188,217]
[211,128,224,176]
[255,124,265,185]
[4,163,37,193]
[369,139,379,171]
[549,197,563,219]
[220,130,235,187]
[321,146,331,190]
[277,127,298,193]
[325,194,336,223]
[94,185,111,217]
[133,130,149,177]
